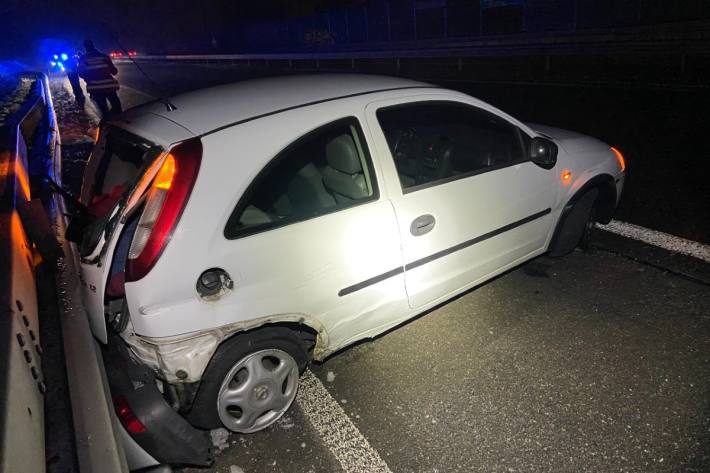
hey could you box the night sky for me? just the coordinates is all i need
[4,1,709,62]
[2,0,357,60]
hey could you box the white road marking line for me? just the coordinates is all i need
[597,220,710,263]
[297,370,392,473]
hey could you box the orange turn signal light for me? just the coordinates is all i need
[560,169,572,184]
[153,154,176,190]
[610,146,625,172]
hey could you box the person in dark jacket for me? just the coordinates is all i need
[78,39,122,117]
[65,49,85,108]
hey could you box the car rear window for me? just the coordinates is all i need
[82,127,161,217]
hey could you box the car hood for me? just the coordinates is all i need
[526,123,610,155]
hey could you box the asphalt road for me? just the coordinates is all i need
[50,67,710,473]
[178,249,710,473]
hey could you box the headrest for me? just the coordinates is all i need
[326,134,361,175]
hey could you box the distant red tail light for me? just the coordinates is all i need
[114,397,146,434]
[126,138,202,282]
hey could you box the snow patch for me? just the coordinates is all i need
[0,75,35,127]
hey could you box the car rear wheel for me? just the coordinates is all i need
[186,327,310,432]
[216,348,299,433]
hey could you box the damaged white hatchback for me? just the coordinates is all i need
[71,74,625,433]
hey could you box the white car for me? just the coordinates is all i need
[73,74,625,434]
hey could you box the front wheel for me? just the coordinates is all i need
[186,327,310,432]
[578,203,596,251]
[548,188,599,257]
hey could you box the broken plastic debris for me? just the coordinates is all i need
[210,427,230,451]
[277,414,295,430]
[326,371,336,382]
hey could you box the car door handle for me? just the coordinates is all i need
[410,214,436,236]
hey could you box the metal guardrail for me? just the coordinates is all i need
[43,74,129,473]
[0,75,47,473]
[120,22,710,62]
[52,183,130,473]
[0,73,128,473]
[113,23,710,92]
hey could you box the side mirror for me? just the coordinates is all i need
[530,137,558,169]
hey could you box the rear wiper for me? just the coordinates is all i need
[45,175,96,243]
[45,176,90,217]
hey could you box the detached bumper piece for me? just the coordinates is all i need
[103,336,213,467]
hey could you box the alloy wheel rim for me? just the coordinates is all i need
[216,348,299,433]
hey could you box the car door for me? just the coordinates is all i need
[217,116,408,351]
[366,97,555,309]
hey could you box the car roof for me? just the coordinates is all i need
[127,74,434,137]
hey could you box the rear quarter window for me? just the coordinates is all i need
[224,117,379,239]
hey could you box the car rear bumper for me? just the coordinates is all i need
[103,335,214,467]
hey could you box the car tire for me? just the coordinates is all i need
[549,188,599,257]
[185,327,311,432]
[578,202,596,252]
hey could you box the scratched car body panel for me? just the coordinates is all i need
[75,74,625,432]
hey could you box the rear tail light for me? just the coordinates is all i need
[114,397,146,434]
[126,138,202,282]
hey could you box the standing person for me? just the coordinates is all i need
[78,39,122,117]
[65,49,85,108]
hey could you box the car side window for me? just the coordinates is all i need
[225,118,378,238]
[376,102,528,191]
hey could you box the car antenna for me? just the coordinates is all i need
[111,37,178,112]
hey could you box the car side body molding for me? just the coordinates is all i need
[338,207,552,297]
